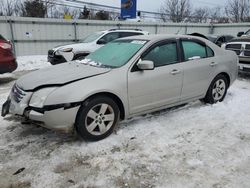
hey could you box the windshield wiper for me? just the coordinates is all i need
[76,59,114,68]
[99,64,115,68]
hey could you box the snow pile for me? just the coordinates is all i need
[16,55,51,71]
[0,78,250,188]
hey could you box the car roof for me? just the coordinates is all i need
[207,34,233,38]
[101,29,149,34]
[116,34,209,42]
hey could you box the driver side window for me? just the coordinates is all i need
[142,42,178,67]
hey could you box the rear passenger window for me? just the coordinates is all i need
[206,46,214,57]
[142,42,178,67]
[182,41,207,61]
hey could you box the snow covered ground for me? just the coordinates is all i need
[16,55,50,71]
[0,56,250,188]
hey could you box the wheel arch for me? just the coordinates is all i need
[81,92,126,120]
[218,72,230,86]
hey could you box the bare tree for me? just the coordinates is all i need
[0,1,4,16]
[95,10,110,20]
[21,0,46,18]
[13,1,25,16]
[79,6,91,19]
[209,6,222,23]
[160,0,192,22]
[225,0,250,22]
[0,0,16,16]
[193,7,209,23]
[43,0,54,18]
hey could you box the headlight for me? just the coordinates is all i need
[55,50,60,55]
[61,48,73,52]
[29,87,57,108]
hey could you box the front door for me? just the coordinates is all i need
[128,41,183,114]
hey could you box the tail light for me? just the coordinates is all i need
[0,42,12,50]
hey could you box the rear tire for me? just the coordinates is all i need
[75,96,120,141]
[203,74,228,104]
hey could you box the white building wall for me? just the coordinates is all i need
[1,16,249,56]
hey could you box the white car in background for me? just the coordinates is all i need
[48,28,149,65]
[223,29,250,74]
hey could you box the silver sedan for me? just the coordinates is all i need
[2,35,238,140]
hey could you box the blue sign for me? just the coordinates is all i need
[121,0,137,19]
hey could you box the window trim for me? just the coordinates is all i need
[130,39,181,72]
[97,31,120,44]
[206,46,215,58]
[179,38,214,62]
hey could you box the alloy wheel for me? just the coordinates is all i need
[85,103,115,136]
[212,79,226,101]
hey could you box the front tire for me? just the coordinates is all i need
[75,96,120,141]
[203,74,228,104]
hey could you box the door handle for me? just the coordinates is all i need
[171,69,181,75]
[210,62,218,67]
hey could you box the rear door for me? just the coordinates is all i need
[180,39,217,101]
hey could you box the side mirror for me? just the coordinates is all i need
[137,60,154,70]
[97,39,107,45]
[237,32,244,37]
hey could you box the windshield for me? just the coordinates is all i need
[81,32,104,43]
[79,40,147,68]
[245,30,250,35]
[0,35,6,41]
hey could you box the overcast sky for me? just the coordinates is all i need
[81,0,228,12]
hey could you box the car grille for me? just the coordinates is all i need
[244,50,250,56]
[225,43,250,56]
[225,44,242,55]
[243,67,250,72]
[11,84,26,103]
[245,44,250,50]
[226,44,242,49]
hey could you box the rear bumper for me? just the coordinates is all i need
[239,62,250,74]
[239,56,250,62]
[0,58,17,74]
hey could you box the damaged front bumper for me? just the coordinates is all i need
[2,93,81,133]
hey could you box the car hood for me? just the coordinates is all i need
[53,42,94,52]
[17,62,111,91]
[228,36,250,43]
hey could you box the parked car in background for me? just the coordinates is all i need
[189,33,234,47]
[48,28,149,65]
[206,35,234,47]
[237,29,250,37]
[0,35,17,74]
[223,31,250,74]
[2,34,238,141]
